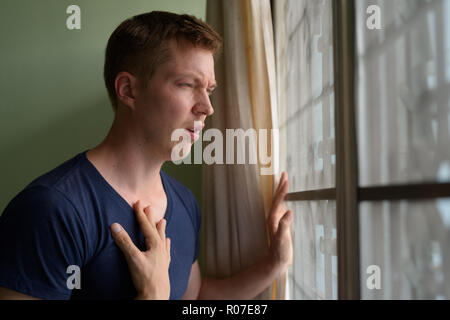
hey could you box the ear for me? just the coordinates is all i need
[114,71,139,110]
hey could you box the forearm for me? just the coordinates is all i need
[197,254,283,300]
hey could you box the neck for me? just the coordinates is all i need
[86,113,166,197]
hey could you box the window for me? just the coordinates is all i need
[274,0,337,299]
[274,0,450,299]
[356,0,450,299]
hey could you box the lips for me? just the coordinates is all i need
[186,122,204,134]
[185,123,203,142]
[185,129,200,141]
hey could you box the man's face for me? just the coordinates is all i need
[133,38,216,160]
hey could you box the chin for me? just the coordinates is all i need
[167,141,193,162]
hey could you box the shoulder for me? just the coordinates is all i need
[2,151,91,222]
[6,184,75,211]
[1,184,82,227]
[26,152,85,191]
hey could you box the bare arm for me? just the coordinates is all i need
[185,173,293,300]
[0,286,40,300]
[182,259,280,300]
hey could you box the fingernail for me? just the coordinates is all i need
[111,223,122,234]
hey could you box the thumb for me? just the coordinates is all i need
[110,223,141,262]
[277,210,293,234]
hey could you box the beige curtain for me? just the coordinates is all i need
[200,0,284,299]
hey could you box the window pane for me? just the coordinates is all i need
[277,0,336,193]
[287,200,337,300]
[356,0,450,186]
[360,199,450,299]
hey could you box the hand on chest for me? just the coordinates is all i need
[121,189,168,223]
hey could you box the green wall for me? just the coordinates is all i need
[0,0,205,213]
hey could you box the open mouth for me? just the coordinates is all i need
[186,123,204,134]
[183,122,204,141]
[185,128,200,141]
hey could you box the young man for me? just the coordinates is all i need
[0,11,293,300]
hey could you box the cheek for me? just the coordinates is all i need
[138,84,194,132]
[165,87,194,116]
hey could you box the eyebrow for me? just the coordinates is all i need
[176,72,217,89]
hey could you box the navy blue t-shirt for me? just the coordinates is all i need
[0,151,201,299]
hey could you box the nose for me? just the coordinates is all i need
[193,90,214,116]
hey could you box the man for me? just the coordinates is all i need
[0,11,293,300]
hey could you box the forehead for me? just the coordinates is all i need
[159,39,216,82]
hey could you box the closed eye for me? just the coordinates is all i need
[207,87,216,96]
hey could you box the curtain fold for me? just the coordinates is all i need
[200,0,283,299]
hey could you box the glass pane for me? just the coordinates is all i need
[360,199,450,299]
[287,200,337,300]
[277,0,336,192]
[356,0,450,186]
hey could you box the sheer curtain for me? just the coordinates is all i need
[200,0,281,299]
[356,0,450,299]
[274,0,338,299]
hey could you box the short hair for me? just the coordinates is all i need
[103,11,222,110]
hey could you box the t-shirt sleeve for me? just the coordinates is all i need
[0,185,87,299]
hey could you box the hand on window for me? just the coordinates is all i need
[110,200,171,300]
[267,172,293,275]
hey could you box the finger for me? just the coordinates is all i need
[275,173,289,198]
[143,205,156,227]
[166,237,171,252]
[276,172,287,193]
[110,223,141,263]
[277,210,293,234]
[273,174,284,198]
[270,209,293,239]
[143,206,162,243]
[134,201,154,236]
[271,179,289,216]
[134,201,159,248]
[166,237,171,263]
[157,218,167,241]
[277,175,289,198]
